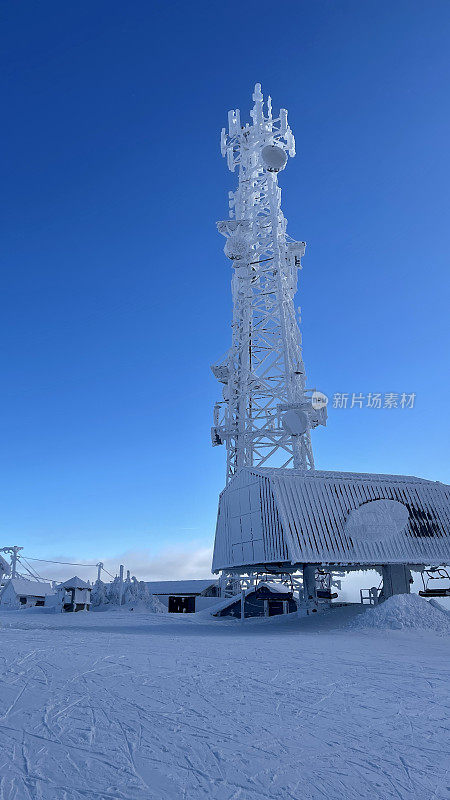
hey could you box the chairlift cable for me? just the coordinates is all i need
[101,567,116,579]
[12,554,121,582]
[24,556,99,567]
[18,556,46,581]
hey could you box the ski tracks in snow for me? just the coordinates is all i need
[0,611,448,799]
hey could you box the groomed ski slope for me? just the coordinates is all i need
[0,604,448,800]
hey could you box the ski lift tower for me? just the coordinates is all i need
[211,84,326,483]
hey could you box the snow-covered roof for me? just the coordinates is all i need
[208,592,242,615]
[257,581,291,594]
[1,577,54,597]
[59,576,91,589]
[213,467,450,571]
[145,580,218,596]
[209,581,291,616]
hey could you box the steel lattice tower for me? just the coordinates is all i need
[211,84,326,483]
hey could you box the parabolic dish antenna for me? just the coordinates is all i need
[261,145,288,173]
[282,409,308,436]
[224,234,251,261]
[345,499,409,543]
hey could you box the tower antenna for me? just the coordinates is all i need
[211,84,326,481]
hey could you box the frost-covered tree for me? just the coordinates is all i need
[122,578,165,612]
[90,575,165,612]
[106,575,122,606]
[90,579,109,607]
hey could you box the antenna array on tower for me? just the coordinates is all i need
[211,84,326,482]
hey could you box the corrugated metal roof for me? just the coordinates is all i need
[212,468,450,571]
[145,580,218,596]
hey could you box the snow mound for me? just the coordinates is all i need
[350,593,450,635]
[94,596,166,614]
[124,596,166,613]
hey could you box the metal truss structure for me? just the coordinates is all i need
[211,84,326,483]
[217,569,344,605]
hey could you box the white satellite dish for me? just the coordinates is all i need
[282,409,308,436]
[224,234,250,261]
[311,390,328,410]
[345,499,409,543]
[261,145,288,173]
[211,364,229,383]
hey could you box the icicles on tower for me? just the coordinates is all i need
[211,84,326,482]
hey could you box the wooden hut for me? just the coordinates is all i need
[58,576,91,612]
[213,581,297,618]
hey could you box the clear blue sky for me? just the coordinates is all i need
[1,1,449,573]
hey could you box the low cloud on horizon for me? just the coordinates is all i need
[19,545,214,585]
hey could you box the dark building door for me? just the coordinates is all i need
[168,596,195,613]
[268,599,284,616]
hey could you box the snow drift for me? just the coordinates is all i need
[350,593,450,635]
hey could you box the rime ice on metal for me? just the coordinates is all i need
[211,84,326,482]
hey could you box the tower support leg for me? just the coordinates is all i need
[302,564,318,613]
[379,565,412,601]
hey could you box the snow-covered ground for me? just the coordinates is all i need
[0,603,448,800]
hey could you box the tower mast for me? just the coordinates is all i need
[211,84,326,482]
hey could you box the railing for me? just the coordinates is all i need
[360,587,380,606]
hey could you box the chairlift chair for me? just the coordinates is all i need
[317,589,338,600]
[316,570,338,601]
[418,568,450,598]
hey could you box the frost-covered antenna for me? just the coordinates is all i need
[211,84,326,482]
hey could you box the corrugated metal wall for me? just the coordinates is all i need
[212,468,450,571]
[212,469,278,571]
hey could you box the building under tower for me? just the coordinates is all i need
[210,85,450,608]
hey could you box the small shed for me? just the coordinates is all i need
[146,580,220,613]
[0,578,54,609]
[213,581,297,618]
[58,576,91,612]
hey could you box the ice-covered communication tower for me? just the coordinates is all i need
[211,84,326,482]
[210,86,450,599]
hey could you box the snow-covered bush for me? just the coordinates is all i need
[122,578,165,612]
[90,579,109,607]
[90,576,165,613]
